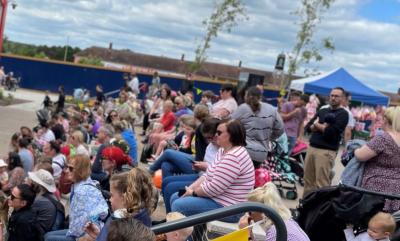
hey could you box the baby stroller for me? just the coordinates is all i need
[296,184,400,241]
[288,140,308,185]
[263,141,300,200]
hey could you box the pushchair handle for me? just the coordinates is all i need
[339,183,400,200]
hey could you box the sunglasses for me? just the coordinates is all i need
[66,165,74,172]
[111,114,118,117]
[10,193,21,200]
[216,130,223,136]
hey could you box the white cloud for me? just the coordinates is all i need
[4,0,400,92]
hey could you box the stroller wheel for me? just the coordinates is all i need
[286,190,298,200]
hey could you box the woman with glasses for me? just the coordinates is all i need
[142,86,172,136]
[106,110,119,124]
[161,117,220,213]
[44,154,109,241]
[238,183,310,241]
[170,119,254,223]
[211,84,238,119]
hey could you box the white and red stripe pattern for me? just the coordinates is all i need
[201,146,255,207]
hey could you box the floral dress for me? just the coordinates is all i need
[361,132,400,212]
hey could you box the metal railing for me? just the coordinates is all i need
[151,201,287,241]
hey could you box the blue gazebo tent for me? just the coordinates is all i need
[290,67,389,106]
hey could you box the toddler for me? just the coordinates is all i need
[165,212,193,241]
[344,212,396,241]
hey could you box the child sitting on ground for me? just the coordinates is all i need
[344,212,396,241]
[165,212,193,241]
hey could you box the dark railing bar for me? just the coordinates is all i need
[151,202,287,241]
[340,184,400,200]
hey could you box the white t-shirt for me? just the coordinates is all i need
[204,143,219,165]
[76,144,90,157]
[128,77,139,94]
[42,129,56,142]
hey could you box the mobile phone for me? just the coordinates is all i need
[178,189,186,197]
[190,160,196,164]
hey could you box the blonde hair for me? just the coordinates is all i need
[166,212,193,239]
[384,107,395,126]
[110,167,155,215]
[390,106,400,132]
[247,182,292,229]
[72,130,85,144]
[164,100,174,110]
[369,212,396,234]
[179,115,197,130]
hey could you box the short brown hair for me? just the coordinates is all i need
[107,218,155,241]
[194,104,210,122]
[202,90,214,99]
[221,119,247,147]
[70,154,91,182]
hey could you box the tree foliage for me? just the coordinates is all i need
[189,0,248,74]
[287,0,335,80]
[77,57,104,67]
[2,37,82,62]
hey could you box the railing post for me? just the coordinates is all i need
[151,202,287,241]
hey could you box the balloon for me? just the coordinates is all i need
[153,170,162,189]
[254,168,271,188]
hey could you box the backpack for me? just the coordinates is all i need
[42,193,67,231]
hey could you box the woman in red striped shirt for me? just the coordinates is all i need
[170,119,255,222]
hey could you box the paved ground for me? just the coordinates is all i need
[0,87,345,220]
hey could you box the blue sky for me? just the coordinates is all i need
[4,0,400,93]
[359,0,400,24]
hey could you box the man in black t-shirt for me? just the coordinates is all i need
[303,87,349,197]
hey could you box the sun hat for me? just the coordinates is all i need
[0,159,7,168]
[28,169,57,193]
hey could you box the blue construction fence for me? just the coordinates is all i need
[0,54,280,105]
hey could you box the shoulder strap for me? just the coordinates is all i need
[42,193,65,214]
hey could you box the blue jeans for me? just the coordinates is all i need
[149,149,195,179]
[287,136,297,156]
[162,174,199,213]
[170,193,241,223]
[44,229,75,241]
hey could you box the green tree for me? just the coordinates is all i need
[189,0,248,75]
[286,0,335,86]
[78,57,104,67]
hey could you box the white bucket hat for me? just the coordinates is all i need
[28,169,56,193]
[0,159,7,168]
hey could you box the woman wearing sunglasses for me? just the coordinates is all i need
[44,154,109,241]
[170,119,254,223]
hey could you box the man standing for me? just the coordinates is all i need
[303,87,349,196]
[127,73,139,95]
[342,91,355,145]
[280,92,309,154]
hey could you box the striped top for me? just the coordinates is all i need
[201,146,255,207]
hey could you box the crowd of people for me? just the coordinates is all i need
[0,72,398,241]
